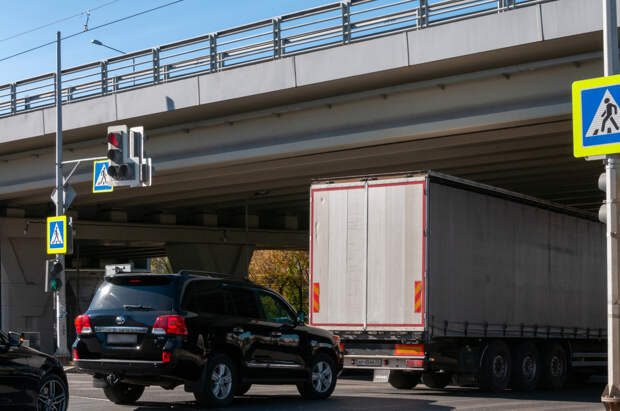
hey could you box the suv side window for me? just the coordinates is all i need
[228,287,261,319]
[182,281,234,316]
[256,291,295,324]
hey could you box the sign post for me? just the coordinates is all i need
[573,3,620,408]
[601,1,619,409]
[54,31,69,360]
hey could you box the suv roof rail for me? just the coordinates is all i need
[177,270,251,281]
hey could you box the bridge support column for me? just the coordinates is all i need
[0,220,54,353]
[166,243,255,277]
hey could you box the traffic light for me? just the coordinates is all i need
[45,259,63,292]
[105,125,152,187]
[598,172,607,224]
[106,125,134,183]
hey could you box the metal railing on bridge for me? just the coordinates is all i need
[0,0,548,118]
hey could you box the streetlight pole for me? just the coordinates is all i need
[55,31,69,360]
[91,39,135,86]
[602,0,620,410]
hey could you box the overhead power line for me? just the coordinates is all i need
[0,0,185,64]
[0,0,121,43]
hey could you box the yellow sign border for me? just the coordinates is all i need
[46,216,67,254]
[573,74,620,157]
[92,159,114,193]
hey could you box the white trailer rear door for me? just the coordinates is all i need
[310,176,426,332]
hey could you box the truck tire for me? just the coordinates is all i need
[388,371,420,389]
[422,372,452,389]
[102,383,145,404]
[478,341,511,393]
[511,342,541,392]
[193,353,238,407]
[541,343,567,389]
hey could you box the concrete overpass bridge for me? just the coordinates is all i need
[0,0,616,351]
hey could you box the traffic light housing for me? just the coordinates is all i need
[45,259,63,292]
[106,125,135,184]
[599,172,608,224]
[105,125,152,187]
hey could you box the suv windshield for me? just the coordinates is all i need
[89,276,177,311]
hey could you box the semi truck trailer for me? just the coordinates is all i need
[309,171,606,392]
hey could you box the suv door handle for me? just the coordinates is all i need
[233,327,244,334]
[271,331,282,337]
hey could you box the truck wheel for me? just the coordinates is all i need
[478,341,511,393]
[541,343,567,389]
[193,353,238,407]
[102,383,145,404]
[297,353,337,400]
[422,372,452,389]
[388,371,420,389]
[511,342,541,392]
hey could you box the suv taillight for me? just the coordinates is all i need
[152,315,187,335]
[75,315,92,334]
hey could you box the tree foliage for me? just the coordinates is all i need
[150,256,173,274]
[249,250,309,314]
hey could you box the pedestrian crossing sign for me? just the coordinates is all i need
[47,216,67,254]
[93,160,113,193]
[573,74,620,157]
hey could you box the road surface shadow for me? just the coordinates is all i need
[132,394,453,410]
[388,381,605,404]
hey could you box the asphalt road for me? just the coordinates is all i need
[67,373,606,410]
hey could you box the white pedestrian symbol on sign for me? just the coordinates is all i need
[586,89,620,137]
[96,164,109,187]
[50,223,63,245]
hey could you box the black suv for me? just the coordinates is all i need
[73,271,343,407]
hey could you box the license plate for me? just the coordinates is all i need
[355,358,382,367]
[107,334,137,345]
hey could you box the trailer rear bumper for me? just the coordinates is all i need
[343,354,426,371]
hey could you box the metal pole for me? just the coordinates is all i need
[602,0,620,409]
[55,31,69,359]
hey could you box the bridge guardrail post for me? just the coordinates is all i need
[153,47,161,84]
[273,17,282,58]
[418,0,428,29]
[164,64,171,81]
[10,83,16,114]
[341,0,352,43]
[100,62,108,95]
[209,34,217,73]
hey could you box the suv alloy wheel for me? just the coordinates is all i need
[297,353,337,400]
[194,353,238,407]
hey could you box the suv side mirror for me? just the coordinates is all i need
[8,332,22,347]
[296,311,306,324]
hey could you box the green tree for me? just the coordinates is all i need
[150,257,173,274]
[249,250,309,315]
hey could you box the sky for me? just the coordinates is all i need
[0,0,330,86]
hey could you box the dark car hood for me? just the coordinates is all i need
[298,324,335,341]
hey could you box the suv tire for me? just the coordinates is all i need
[102,383,145,404]
[194,353,237,407]
[38,372,69,411]
[297,353,337,400]
[389,371,420,389]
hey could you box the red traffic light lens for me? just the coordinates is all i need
[107,132,120,147]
